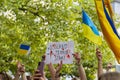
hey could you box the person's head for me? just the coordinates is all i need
[106,63,112,72]
[107,63,112,68]
[71,77,77,80]
[27,76,31,80]
[0,72,12,80]
[99,72,120,80]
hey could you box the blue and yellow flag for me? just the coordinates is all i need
[82,10,102,45]
[103,1,120,39]
[94,0,120,63]
[18,44,31,55]
[104,0,114,17]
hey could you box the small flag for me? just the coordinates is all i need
[18,44,31,55]
[82,10,102,45]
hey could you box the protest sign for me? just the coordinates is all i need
[45,41,74,64]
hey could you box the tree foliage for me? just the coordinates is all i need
[0,0,116,79]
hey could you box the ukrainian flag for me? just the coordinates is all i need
[82,10,102,45]
[94,0,120,63]
[104,0,114,17]
[18,44,31,55]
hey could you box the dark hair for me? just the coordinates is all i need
[99,72,120,80]
[27,76,31,80]
[72,78,77,80]
[0,72,12,80]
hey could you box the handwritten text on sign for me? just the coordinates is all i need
[45,41,74,64]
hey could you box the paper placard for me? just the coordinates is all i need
[45,41,74,64]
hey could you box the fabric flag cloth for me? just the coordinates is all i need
[104,0,114,17]
[94,0,120,63]
[18,44,31,55]
[82,10,102,45]
[103,1,120,39]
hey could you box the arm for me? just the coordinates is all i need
[21,73,27,80]
[47,63,56,80]
[55,61,62,80]
[14,72,20,80]
[56,61,62,73]
[78,64,87,80]
[96,48,103,78]
[14,61,27,80]
[73,53,87,80]
[14,62,20,80]
[47,62,62,80]
[21,64,27,80]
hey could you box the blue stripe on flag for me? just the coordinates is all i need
[82,10,100,36]
[20,44,30,50]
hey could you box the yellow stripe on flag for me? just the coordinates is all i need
[94,0,120,63]
[83,24,102,45]
[18,49,28,55]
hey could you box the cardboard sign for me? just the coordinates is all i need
[45,41,74,64]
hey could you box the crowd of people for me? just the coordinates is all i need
[0,48,120,80]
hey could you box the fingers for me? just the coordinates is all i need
[16,61,26,75]
[42,55,46,60]
[58,61,63,66]
[73,52,79,57]
[33,70,41,78]
[33,70,44,80]
[33,77,44,80]
[60,60,63,64]
[56,61,63,74]
[34,73,42,77]
[48,62,52,65]
[96,48,99,51]
[35,70,40,73]
[17,61,24,69]
[96,48,102,61]
[73,53,80,63]
[58,61,63,69]
[107,63,112,68]
[96,49,102,56]
[17,61,21,68]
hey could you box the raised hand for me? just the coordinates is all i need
[17,61,25,75]
[106,63,112,72]
[33,70,45,80]
[73,52,81,63]
[48,61,63,80]
[96,48,102,61]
